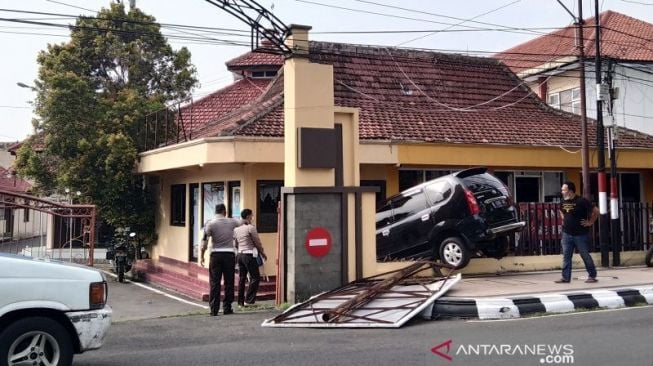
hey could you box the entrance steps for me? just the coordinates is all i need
[133,256,276,302]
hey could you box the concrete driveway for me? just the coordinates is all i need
[103,271,209,322]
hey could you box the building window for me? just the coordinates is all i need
[257,180,283,233]
[251,70,278,78]
[548,93,560,109]
[548,87,580,114]
[202,182,224,225]
[23,208,29,223]
[170,184,186,226]
[399,169,453,191]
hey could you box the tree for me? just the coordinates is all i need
[15,3,197,238]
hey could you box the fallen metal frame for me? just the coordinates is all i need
[262,261,459,328]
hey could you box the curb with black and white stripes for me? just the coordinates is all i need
[427,286,653,320]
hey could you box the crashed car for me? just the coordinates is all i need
[376,167,525,268]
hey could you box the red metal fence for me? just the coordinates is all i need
[512,202,653,256]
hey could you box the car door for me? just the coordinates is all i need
[386,190,432,259]
[375,201,395,260]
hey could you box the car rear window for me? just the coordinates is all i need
[461,173,508,195]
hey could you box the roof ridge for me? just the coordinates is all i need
[310,40,504,66]
[192,72,284,137]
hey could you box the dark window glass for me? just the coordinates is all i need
[170,184,186,226]
[620,173,640,202]
[376,201,393,229]
[424,180,453,204]
[23,208,29,222]
[462,173,507,195]
[425,170,452,181]
[399,170,423,191]
[391,192,427,222]
[257,180,283,233]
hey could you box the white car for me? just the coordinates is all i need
[0,253,112,366]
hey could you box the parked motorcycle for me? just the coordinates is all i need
[105,228,136,282]
[646,217,653,267]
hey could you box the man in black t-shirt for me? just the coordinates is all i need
[555,181,599,284]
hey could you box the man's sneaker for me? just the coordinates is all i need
[223,308,234,315]
[554,278,570,283]
[585,277,598,283]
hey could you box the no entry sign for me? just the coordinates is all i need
[304,227,332,257]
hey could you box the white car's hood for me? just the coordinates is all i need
[0,253,103,282]
[0,253,106,314]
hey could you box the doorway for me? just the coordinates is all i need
[189,183,199,262]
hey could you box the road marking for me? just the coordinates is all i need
[102,270,209,309]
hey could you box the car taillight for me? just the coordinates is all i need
[464,189,480,215]
[90,281,107,309]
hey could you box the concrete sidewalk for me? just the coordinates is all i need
[429,266,653,320]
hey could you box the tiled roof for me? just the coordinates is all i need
[0,166,31,192]
[225,51,284,70]
[190,41,653,149]
[495,11,653,74]
[7,134,45,156]
[177,78,272,137]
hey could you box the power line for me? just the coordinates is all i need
[0,17,251,47]
[395,0,524,46]
[0,8,251,36]
[0,105,31,109]
[45,0,96,13]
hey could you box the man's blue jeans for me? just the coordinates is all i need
[561,232,597,281]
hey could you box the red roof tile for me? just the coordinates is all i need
[190,41,653,149]
[225,51,284,70]
[496,11,653,74]
[0,166,31,192]
[177,78,272,137]
[7,134,45,155]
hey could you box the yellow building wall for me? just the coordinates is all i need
[153,162,285,274]
[153,164,244,264]
[283,58,335,187]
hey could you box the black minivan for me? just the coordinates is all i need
[376,167,525,268]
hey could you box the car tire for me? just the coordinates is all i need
[439,237,470,269]
[0,316,74,366]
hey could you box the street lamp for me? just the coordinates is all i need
[16,82,36,91]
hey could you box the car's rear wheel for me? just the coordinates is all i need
[0,316,73,366]
[439,237,470,269]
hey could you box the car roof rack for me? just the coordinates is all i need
[454,166,487,179]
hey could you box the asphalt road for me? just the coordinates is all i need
[74,305,653,366]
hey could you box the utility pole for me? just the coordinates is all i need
[605,60,621,265]
[576,3,592,202]
[593,0,610,267]
[558,0,591,200]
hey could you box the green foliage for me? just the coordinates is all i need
[15,3,197,241]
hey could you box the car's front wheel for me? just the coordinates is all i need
[439,237,470,269]
[0,316,74,366]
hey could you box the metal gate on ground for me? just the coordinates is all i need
[0,189,97,265]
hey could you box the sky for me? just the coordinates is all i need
[1,0,652,142]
